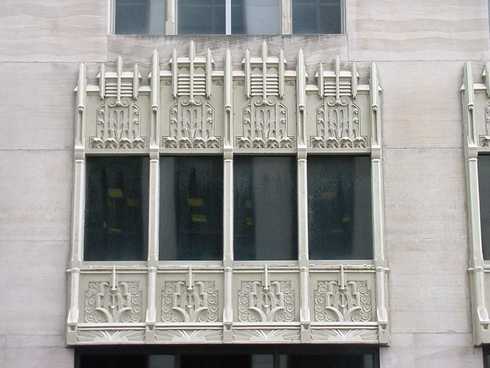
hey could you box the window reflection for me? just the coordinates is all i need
[308,156,372,260]
[115,0,166,34]
[232,0,281,34]
[178,0,226,34]
[159,156,223,260]
[84,157,149,261]
[293,0,342,34]
[234,156,297,260]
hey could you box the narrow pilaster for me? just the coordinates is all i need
[146,50,161,342]
[281,0,292,34]
[166,0,177,35]
[223,49,234,342]
[296,49,311,342]
[67,63,87,344]
[370,63,389,345]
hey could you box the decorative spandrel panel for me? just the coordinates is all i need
[158,268,223,323]
[309,265,379,344]
[83,57,151,154]
[233,43,297,154]
[306,58,371,153]
[160,42,224,154]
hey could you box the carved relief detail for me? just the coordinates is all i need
[84,269,143,323]
[237,97,294,149]
[233,329,300,343]
[480,104,490,147]
[77,330,144,343]
[156,329,222,343]
[313,278,372,322]
[161,268,219,323]
[162,97,221,149]
[311,97,366,149]
[91,99,146,149]
[311,328,378,342]
[237,267,295,322]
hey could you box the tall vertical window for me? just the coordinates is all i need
[178,0,226,34]
[159,156,223,260]
[115,0,166,34]
[479,155,490,259]
[308,156,372,260]
[234,156,297,260]
[84,157,149,261]
[231,0,281,35]
[293,0,342,34]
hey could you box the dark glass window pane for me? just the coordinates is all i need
[79,354,146,368]
[115,0,165,34]
[287,353,376,368]
[293,0,341,34]
[160,157,223,260]
[231,0,280,34]
[308,156,372,260]
[234,156,297,260]
[84,157,148,261]
[479,156,490,259]
[178,0,225,34]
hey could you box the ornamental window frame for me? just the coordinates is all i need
[108,0,346,35]
[67,41,388,346]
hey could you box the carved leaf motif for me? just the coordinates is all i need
[237,280,295,322]
[233,329,300,343]
[156,329,222,343]
[311,97,366,149]
[313,280,372,322]
[236,97,295,149]
[161,281,219,323]
[84,281,142,323]
[77,330,144,343]
[91,99,146,149]
[311,328,378,342]
[162,97,221,149]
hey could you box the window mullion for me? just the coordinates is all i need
[166,0,177,35]
[225,0,232,35]
[281,0,292,35]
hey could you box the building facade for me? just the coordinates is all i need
[1,0,490,367]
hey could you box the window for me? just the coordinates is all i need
[308,156,372,260]
[78,347,379,368]
[84,157,149,261]
[293,0,342,34]
[479,155,490,259]
[159,156,223,260]
[115,0,166,34]
[234,156,297,260]
[113,0,343,34]
[231,0,281,35]
[178,0,226,34]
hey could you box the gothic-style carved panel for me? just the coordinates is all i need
[161,280,219,323]
[84,280,143,323]
[162,97,221,149]
[82,268,143,324]
[311,98,366,149]
[236,97,294,149]
[313,280,372,322]
[91,99,146,149]
[237,280,295,323]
